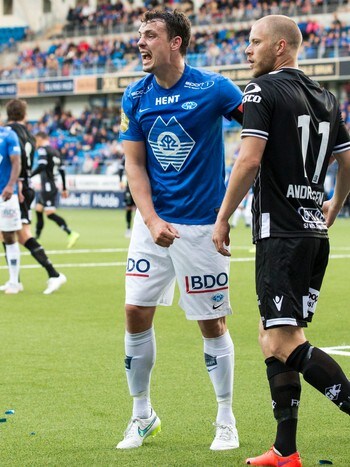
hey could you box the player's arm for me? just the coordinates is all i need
[2,153,21,201]
[59,166,68,198]
[322,148,350,227]
[227,104,243,125]
[30,161,46,177]
[123,140,179,247]
[213,136,266,256]
[31,147,48,177]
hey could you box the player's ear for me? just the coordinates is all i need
[276,38,287,56]
[170,36,182,51]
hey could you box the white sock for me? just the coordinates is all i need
[125,327,156,419]
[5,242,20,285]
[203,330,235,426]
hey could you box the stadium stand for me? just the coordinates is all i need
[0,0,348,180]
[1,13,350,79]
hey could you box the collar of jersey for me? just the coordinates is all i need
[152,64,190,93]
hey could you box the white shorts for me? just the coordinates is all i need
[0,195,22,232]
[125,211,232,321]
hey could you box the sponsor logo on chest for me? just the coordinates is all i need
[155,94,180,106]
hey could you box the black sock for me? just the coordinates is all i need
[47,213,71,234]
[126,210,132,229]
[266,357,301,456]
[24,238,59,278]
[36,211,44,238]
[287,342,350,414]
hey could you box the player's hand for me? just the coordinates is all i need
[1,185,14,201]
[61,190,69,199]
[212,218,231,256]
[322,199,340,228]
[148,217,180,247]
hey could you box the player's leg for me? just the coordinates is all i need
[117,211,175,449]
[35,201,44,239]
[231,205,243,228]
[283,239,350,415]
[125,206,132,237]
[45,191,79,247]
[171,222,238,450]
[18,225,67,294]
[198,316,239,451]
[0,196,22,294]
[247,237,349,466]
[247,238,305,466]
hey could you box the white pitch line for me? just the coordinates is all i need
[1,246,349,257]
[2,252,350,270]
[321,346,350,357]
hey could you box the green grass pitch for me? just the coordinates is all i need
[1,209,349,466]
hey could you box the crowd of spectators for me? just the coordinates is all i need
[29,105,124,176]
[1,13,349,80]
[20,90,349,178]
[64,0,346,34]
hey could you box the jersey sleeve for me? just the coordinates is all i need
[333,110,350,154]
[119,86,145,142]
[7,129,21,157]
[218,75,243,120]
[241,79,273,141]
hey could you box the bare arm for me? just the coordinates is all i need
[1,154,21,201]
[123,140,179,247]
[212,136,266,256]
[322,149,350,227]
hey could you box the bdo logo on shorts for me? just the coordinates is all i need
[126,257,150,277]
[185,273,228,294]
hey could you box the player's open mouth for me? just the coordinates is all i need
[141,52,152,64]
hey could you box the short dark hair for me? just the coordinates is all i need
[141,9,191,56]
[35,131,49,139]
[6,99,27,121]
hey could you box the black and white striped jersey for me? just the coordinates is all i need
[241,68,350,242]
[8,122,36,184]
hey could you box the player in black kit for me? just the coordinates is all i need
[213,15,350,467]
[1,99,67,294]
[33,132,80,249]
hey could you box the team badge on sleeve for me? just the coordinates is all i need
[120,110,129,133]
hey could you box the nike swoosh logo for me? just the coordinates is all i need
[138,416,157,437]
[139,108,150,113]
[277,460,293,467]
[213,303,224,310]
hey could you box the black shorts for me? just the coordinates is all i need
[256,237,329,329]
[37,189,59,210]
[20,185,35,224]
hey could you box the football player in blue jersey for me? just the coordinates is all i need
[213,15,350,467]
[0,99,67,295]
[117,9,243,451]
[0,123,22,294]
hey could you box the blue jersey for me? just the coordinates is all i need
[120,65,242,224]
[0,126,21,193]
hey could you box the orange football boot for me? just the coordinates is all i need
[246,446,302,467]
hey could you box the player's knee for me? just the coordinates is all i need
[268,340,290,362]
[198,316,227,338]
[125,304,155,333]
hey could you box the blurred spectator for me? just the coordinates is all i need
[0,0,350,80]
